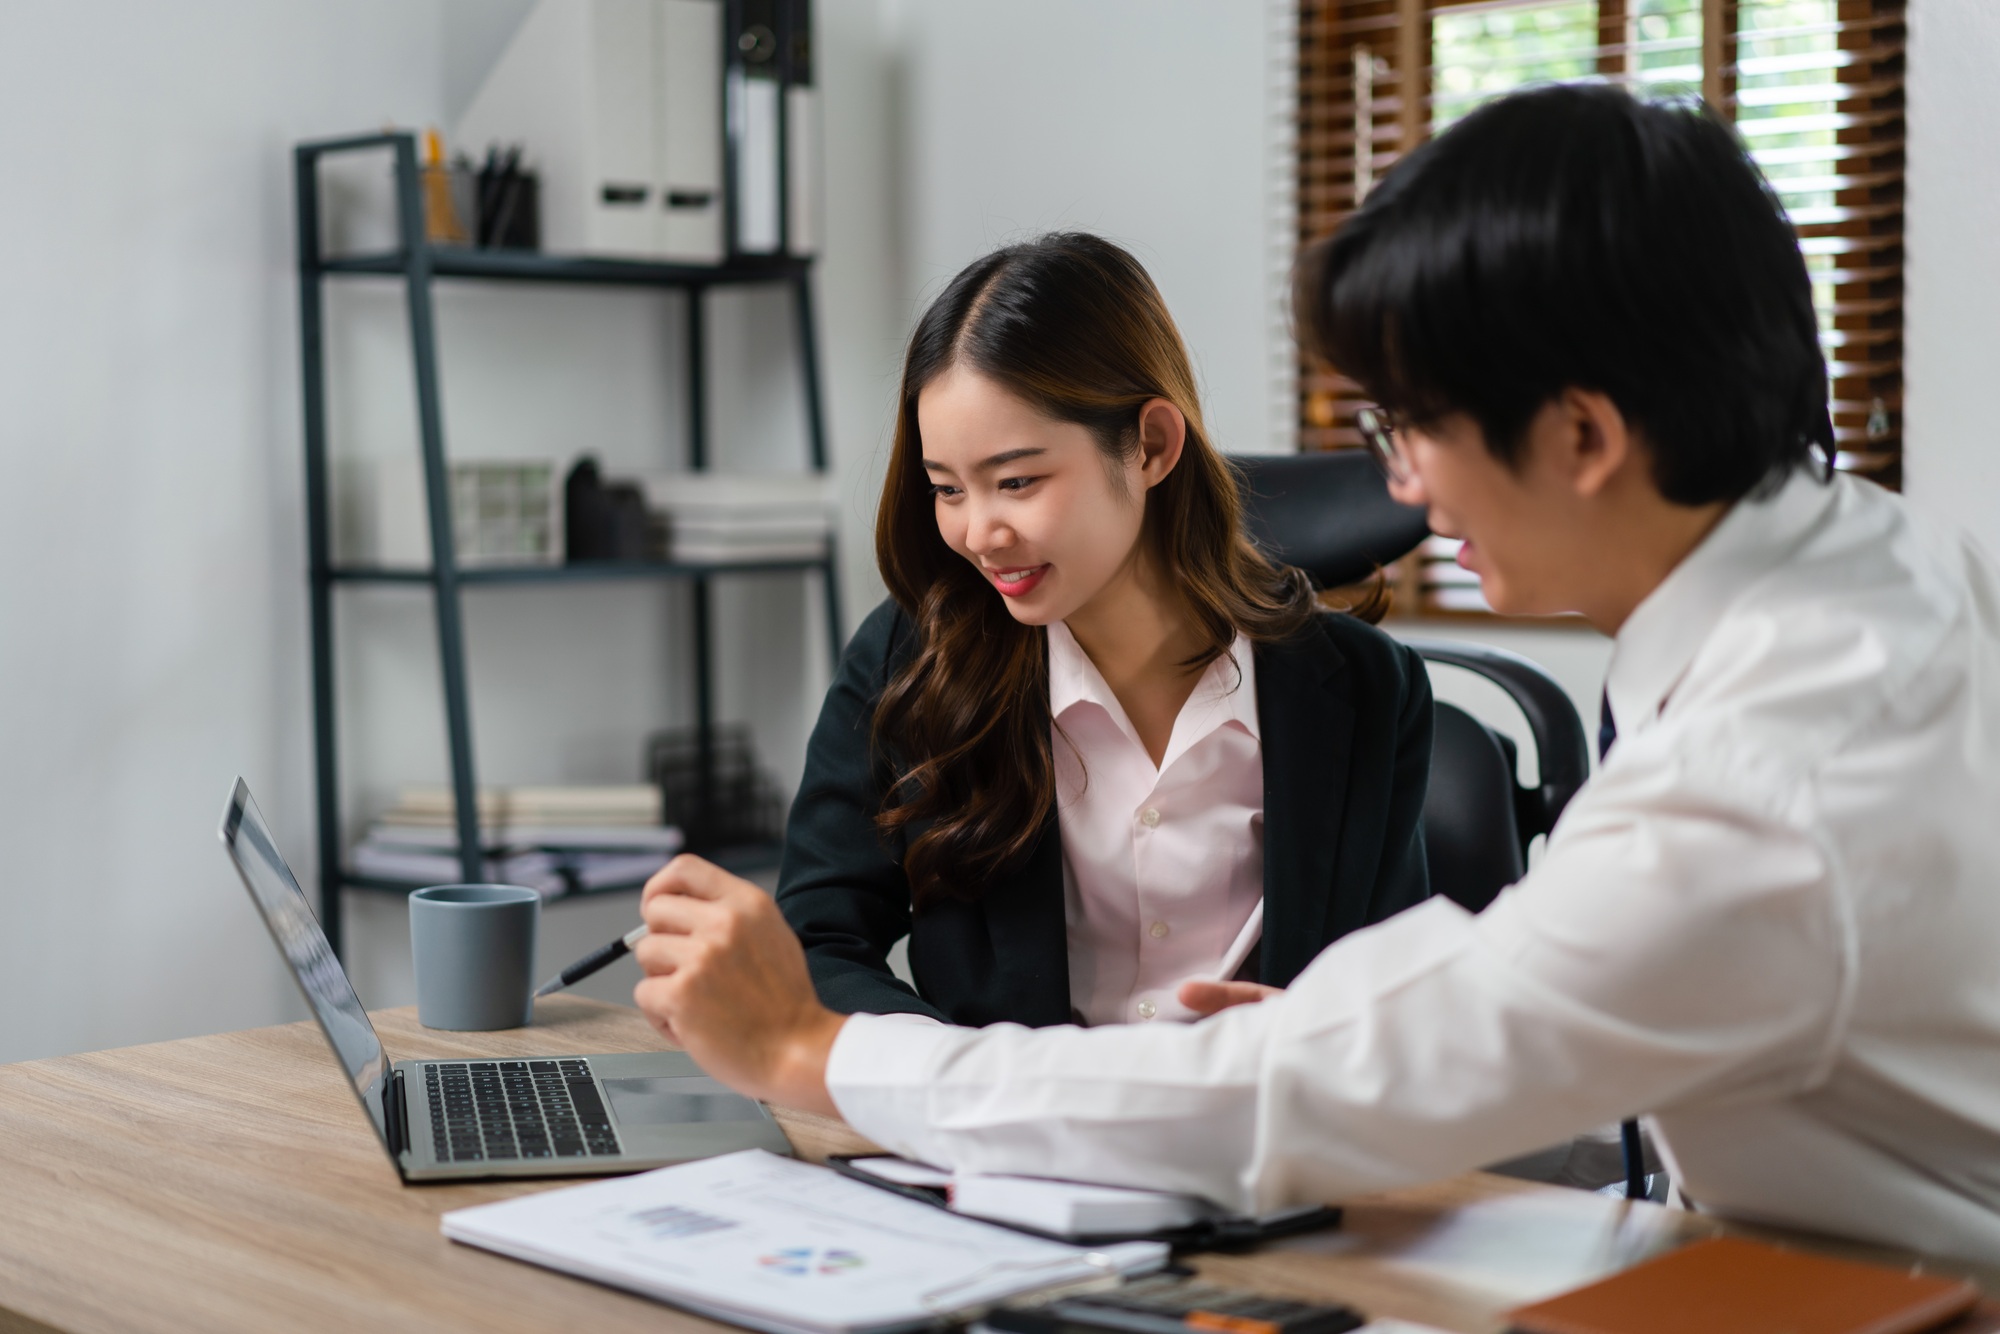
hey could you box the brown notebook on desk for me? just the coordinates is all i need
[1504,1236,1980,1334]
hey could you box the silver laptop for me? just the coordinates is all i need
[219,777,792,1182]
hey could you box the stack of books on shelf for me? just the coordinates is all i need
[349,784,682,899]
[638,473,832,564]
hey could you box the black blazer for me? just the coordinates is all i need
[776,599,1433,1027]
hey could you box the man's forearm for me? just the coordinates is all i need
[825,1003,1276,1211]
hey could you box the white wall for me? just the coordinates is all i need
[0,4,446,1063]
[802,0,913,647]
[891,0,1289,457]
[1903,0,2000,556]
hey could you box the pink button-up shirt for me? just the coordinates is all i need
[1048,620,1265,1026]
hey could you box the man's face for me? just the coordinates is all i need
[1386,406,1591,617]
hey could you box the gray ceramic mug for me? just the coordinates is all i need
[409,884,541,1031]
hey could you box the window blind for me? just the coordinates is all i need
[1295,0,1906,617]
[1732,1,1904,484]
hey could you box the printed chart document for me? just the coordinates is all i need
[442,1150,1169,1334]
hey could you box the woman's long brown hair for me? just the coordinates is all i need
[875,233,1319,907]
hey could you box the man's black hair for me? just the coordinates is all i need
[1297,83,1834,506]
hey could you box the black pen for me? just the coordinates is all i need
[534,924,648,998]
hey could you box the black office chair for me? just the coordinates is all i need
[1233,451,1657,1199]
[1233,450,1431,590]
[1232,452,1591,911]
[1396,638,1590,911]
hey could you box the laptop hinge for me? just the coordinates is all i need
[383,1067,408,1161]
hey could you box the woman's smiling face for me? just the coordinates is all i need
[917,365,1151,628]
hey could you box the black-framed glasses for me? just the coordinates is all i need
[1355,406,1410,483]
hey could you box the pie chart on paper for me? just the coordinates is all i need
[759,1247,867,1277]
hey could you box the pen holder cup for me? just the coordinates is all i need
[409,884,541,1031]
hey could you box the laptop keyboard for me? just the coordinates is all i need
[425,1059,622,1164]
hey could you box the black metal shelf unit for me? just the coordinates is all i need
[295,131,840,954]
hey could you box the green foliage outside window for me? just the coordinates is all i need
[1431,0,1842,333]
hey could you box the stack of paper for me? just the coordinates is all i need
[442,1150,1167,1334]
[843,1158,1216,1240]
[352,784,680,896]
[639,473,833,564]
[349,844,569,899]
[365,821,683,854]
[950,1177,1212,1238]
[382,784,666,831]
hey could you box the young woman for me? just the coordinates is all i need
[777,232,1433,1028]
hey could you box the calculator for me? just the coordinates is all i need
[985,1273,1365,1334]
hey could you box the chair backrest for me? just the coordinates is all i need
[1423,702,1527,911]
[1402,640,1592,913]
[1231,451,1431,589]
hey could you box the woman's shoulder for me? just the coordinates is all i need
[1276,606,1427,690]
[842,598,920,676]
[851,596,908,647]
[813,599,918,745]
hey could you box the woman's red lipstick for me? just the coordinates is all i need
[987,564,1049,597]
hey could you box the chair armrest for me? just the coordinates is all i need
[1403,638,1591,838]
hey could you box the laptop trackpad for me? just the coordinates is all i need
[603,1074,765,1125]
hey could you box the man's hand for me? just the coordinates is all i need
[632,855,846,1116]
[1177,979,1282,1018]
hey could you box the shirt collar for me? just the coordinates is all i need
[1605,465,1840,741]
[1180,630,1262,746]
[1048,619,1098,720]
[1048,620,1260,757]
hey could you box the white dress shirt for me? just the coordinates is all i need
[826,469,2000,1264]
[1047,621,1264,1027]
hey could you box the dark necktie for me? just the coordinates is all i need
[1601,687,1648,1198]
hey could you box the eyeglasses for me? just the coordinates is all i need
[1355,406,1411,483]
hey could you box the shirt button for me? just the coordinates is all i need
[1139,807,1161,828]
[1149,921,1169,939]
[1136,999,1157,1020]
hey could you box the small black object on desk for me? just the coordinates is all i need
[987,1273,1365,1334]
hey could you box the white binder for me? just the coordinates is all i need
[724,0,819,257]
[660,0,726,259]
[457,0,726,264]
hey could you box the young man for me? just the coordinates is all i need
[631,87,2000,1263]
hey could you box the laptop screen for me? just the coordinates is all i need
[219,778,391,1153]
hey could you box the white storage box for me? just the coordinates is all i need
[337,456,563,568]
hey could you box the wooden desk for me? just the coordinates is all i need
[0,998,1992,1334]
